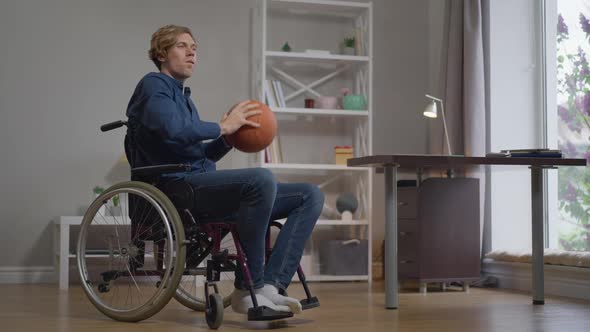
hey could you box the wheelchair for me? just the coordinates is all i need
[76,120,319,329]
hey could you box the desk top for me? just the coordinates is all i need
[347,154,587,168]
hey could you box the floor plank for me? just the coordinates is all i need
[1,282,589,331]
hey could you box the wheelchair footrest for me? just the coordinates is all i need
[247,306,293,321]
[300,296,320,310]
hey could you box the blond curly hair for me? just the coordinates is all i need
[148,25,195,70]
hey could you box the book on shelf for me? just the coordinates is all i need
[271,81,281,108]
[270,80,286,107]
[500,148,561,154]
[485,152,510,158]
[275,135,283,162]
[353,17,366,56]
[264,146,270,163]
[264,80,278,107]
[276,81,286,107]
[265,79,286,109]
[487,149,564,158]
[355,27,363,56]
[264,136,283,164]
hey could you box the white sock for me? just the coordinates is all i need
[230,288,291,314]
[256,284,303,314]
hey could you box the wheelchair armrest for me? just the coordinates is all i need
[131,164,192,178]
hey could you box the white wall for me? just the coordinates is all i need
[0,0,432,276]
[0,0,258,269]
[369,0,432,260]
[486,0,543,251]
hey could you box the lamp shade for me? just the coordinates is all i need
[423,100,438,118]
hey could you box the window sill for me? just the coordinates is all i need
[482,258,590,301]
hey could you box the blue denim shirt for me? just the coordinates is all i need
[125,72,232,174]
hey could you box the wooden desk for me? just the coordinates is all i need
[348,154,587,309]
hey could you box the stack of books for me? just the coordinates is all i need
[486,149,563,158]
[264,79,286,108]
[264,137,283,164]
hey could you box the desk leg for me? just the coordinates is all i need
[384,165,399,309]
[531,167,544,305]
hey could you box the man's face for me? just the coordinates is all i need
[159,32,196,81]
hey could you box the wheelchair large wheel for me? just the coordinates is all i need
[173,229,236,311]
[76,181,186,322]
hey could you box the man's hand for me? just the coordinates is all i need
[219,100,261,136]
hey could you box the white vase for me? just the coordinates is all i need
[342,47,355,56]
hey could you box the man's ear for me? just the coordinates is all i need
[157,51,167,64]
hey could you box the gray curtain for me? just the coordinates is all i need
[429,0,487,254]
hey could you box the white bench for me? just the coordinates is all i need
[53,216,129,290]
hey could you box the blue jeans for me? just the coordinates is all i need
[183,168,324,291]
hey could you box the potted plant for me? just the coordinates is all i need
[108,194,123,216]
[93,186,106,216]
[342,36,355,55]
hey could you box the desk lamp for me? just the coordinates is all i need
[423,94,452,156]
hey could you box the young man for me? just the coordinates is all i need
[125,25,324,315]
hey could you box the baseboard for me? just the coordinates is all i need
[0,266,54,284]
[482,258,590,300]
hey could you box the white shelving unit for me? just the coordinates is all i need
[265,50,370,62]
[273,107,369,117]
[253,0,373,282]
[54,216,132,290]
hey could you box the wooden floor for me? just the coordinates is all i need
[2,282,590,331]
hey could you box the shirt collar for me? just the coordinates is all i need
[155,72,184,91]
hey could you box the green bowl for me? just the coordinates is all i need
[342,95,367,110]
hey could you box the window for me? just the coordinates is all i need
[548,0,590,251]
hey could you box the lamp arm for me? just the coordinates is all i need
[425,94,443,102]
[439,101,452,155]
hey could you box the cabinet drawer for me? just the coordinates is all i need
[398,259,419,278]
[398,230,419,260]
[398,219,418,233]
[397,188,417,219]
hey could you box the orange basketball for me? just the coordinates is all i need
[226,100,277,153]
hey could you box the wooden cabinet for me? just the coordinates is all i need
[397,178,480,292]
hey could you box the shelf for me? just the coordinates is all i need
[261,163,369,171]
[269,0,370,18]
[273,107,368,117]
[68,253,155,258]
[276,218,368,226]
[56,216,129,226]
[265,51,369,64]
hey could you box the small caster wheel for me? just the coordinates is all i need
[206,294,224,329]
[98,283,109,293]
